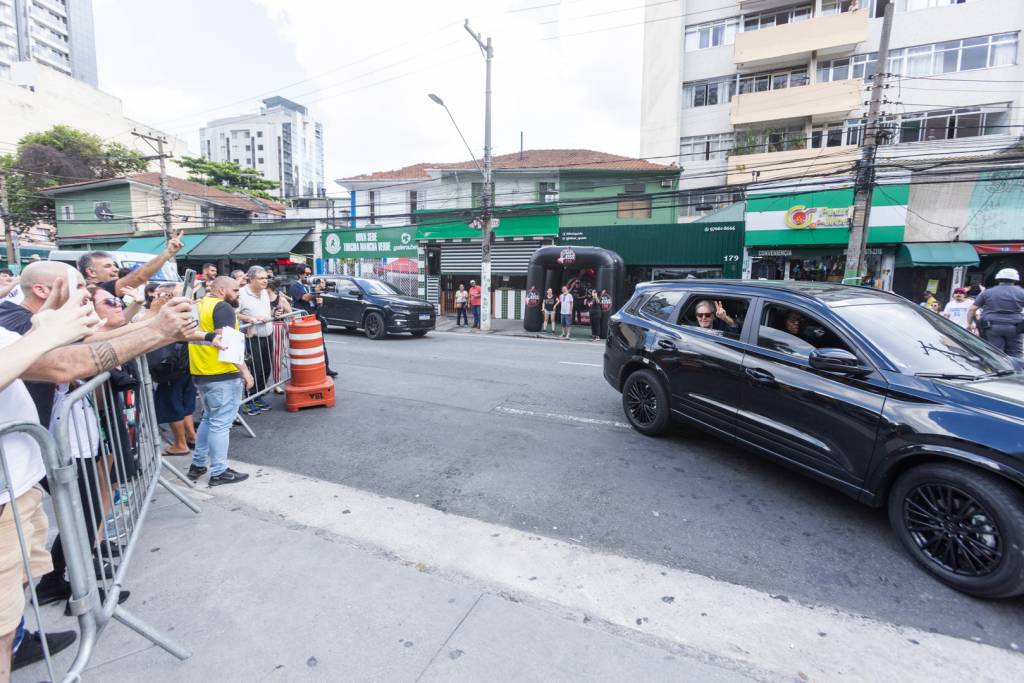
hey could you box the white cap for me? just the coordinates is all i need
[995,267,1020,282]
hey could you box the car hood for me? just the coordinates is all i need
[378,295,432,308]
[934,374,1024,421]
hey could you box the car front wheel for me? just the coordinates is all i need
[888,463,1024,599]
[364,312,386,340]
[621,369,671,436]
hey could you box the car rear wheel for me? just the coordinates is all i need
[364,312,386,340]
[888,463,1024,599]
[410,330,428,337]
[621,369,671,436]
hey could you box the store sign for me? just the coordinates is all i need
[784,205,852,230]
[321,227,418,259]
[751,247,884,258]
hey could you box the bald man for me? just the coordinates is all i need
[188,275,252,486]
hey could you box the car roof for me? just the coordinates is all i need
[634,279,902,308]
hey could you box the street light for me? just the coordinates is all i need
[427,94,485,178]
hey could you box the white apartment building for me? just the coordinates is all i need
[0,0,97,85]
[200,96,325,200]
[641,0,1024,215]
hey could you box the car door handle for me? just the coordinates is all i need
[657,339,677,351]
[745,367,775,383]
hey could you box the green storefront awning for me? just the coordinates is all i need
[118,234,206,256]
[187,233,248,258]
[230,230,308,258]
[895,242,979,268]
[416,208,559,241]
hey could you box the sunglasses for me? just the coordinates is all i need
[696,312,713,318]
[99,298,124,309]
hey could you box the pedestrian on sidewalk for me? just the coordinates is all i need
[189,276,253,486]
[588,290,603,341]
[558,286,574,339]
[541,288,557,333]
[454,284,469,327]
[469,280,482,329]
[238,266,274,415]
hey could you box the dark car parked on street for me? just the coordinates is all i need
[317,276,435,339]
[604,280,1024,599]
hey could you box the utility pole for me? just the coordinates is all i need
[131,129,174,244]
[465,19,494,331]
[844,1,894,285]
[0,172,15,271]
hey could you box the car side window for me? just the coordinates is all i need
[677,296,749,340]
[757,304,850,359]
[639,291,684,322]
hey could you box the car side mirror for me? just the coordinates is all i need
[809,348,871,377]
[348,288,361,297]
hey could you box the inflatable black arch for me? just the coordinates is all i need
[523,245,625,335]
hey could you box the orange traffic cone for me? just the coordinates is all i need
[284,315,335,412]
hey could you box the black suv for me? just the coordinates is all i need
[604,280,1024,598]
[318,276,435,339]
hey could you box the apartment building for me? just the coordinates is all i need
[200,96,326,200]
[641,0,1024,296]
[0,0,97,85]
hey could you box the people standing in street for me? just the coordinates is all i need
[454,284,469,327]
[558,286,574,339]
[942,288,973,329]
[195,263,218,299]
[968,268,1024,358]
[238,266,274,415]
[289,267,338,378]
[541,288,557,333]
[588,290,603,341]
[468,280,482,329]
[188,276,253,485]
[77,230,185,299]
[231,270,247,288]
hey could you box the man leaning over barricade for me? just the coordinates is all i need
[238,265,274,416]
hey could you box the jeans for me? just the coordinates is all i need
[472,305,481,328]
[456,305,468,326]
[194,378,243,476]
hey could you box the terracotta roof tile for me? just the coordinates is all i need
[342,149,672,181]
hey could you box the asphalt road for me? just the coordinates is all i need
[229,327,1024,651]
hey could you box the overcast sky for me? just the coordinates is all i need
[93,0,647,192]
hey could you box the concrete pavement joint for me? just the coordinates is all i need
[412,592,485,683]
[209,465,1024,682]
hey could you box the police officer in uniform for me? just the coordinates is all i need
[968,268,1024,359]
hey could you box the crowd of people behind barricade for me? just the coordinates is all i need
[0,234,329,678]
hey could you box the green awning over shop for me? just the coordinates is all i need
[230,230,308,258]
[117,234,206,256]
[558,222,744,268]
[896,242,979,268]
[187,233,248,258]
[416,208,558,241]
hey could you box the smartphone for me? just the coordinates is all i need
[181,268,196,300]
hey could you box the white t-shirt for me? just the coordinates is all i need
[238,286,273,337]
[558,293,573,314]
[0,329,47,505]
[50,384,99,460]
[4,286,23,305]
[943,299,973,329]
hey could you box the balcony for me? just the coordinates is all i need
[726,145,860,185]
[733,8,868,70]
[730,78,862,126]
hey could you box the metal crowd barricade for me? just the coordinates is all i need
[46,356,198,680]
[235,310,305,437]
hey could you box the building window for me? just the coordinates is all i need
[245,145,250,151]
[538,182,558,202]
[684,18,738,51]
[257,131,263,138]
[258,157,264,164]
[257,144,263,151]
[680,133,735,161]
[683,77,734,108]
[233,158,239,164]
[897,106,1008,143]
[679,191,745,218]
[811,119,865,148]
[684,67,808,109]
[741,4,811,32]
[894,0,972,11]
[820,0,859,15]
[617,196,652,219]
[732,125,806,155]
[61,204,73,221]
[409,191,418,224]
[368,191,377,223]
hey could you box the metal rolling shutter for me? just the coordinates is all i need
[439,240,543,275]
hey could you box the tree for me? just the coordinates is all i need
[177,156,280,200]
[1,125,148,229]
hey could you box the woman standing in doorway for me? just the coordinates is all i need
[454,283,469,327]
[541,288,557,333]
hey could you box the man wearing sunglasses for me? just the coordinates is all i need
[694,300,738,336]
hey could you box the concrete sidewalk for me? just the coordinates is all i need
[437,315,599,340]
[20,483,754,682]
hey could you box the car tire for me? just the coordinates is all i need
[621,369,671,436]
[888,463,1024,599]
[410,330,428,337]
[364,312,386,340]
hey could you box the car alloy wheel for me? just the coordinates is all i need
[621,369,670,436]
[364,312,386,340]
[626,379,658,427]
[903,483,1002,577]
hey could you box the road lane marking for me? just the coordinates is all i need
[212,466,1023,682]
[559,361,602,367]
[494,405,629,429]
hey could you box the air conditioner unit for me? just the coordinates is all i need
[660,178,674,188]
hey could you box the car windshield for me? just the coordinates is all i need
[835,303,1016,378]
[357,279,403,296]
